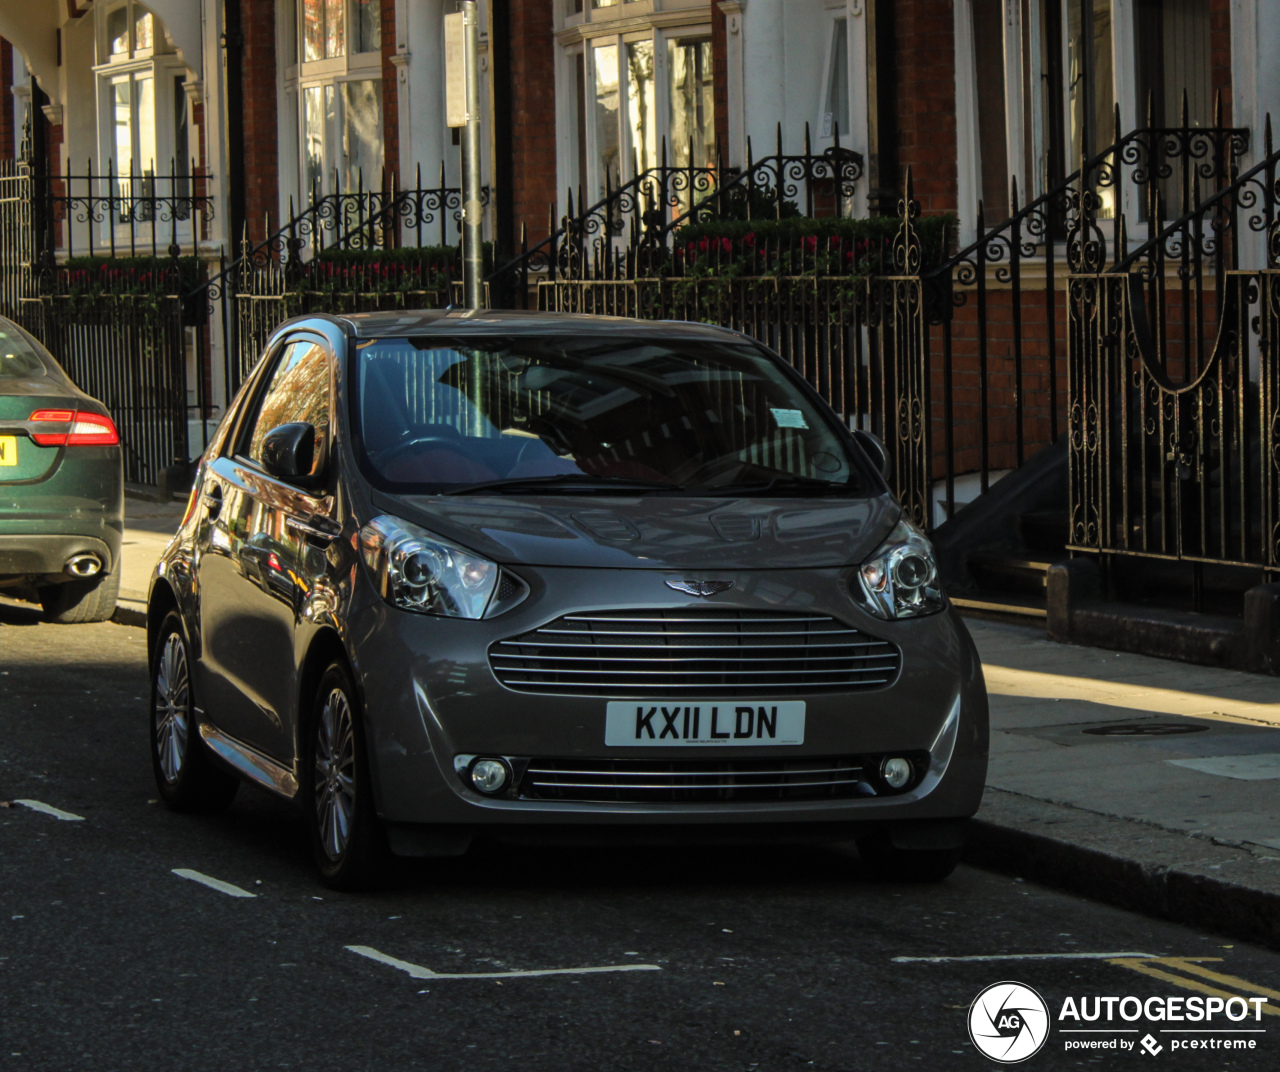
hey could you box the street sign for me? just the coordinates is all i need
[445,12,466,128]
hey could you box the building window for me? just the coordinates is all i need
[95,2,192,213]
[963,0,1211,229]
[821,18,850,139]
[563,4,716,211]
[292,0,384,197]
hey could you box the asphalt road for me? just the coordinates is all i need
[4,606,1280,1072]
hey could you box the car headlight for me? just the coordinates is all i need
[359,515,498,619]
[856,517,944,619]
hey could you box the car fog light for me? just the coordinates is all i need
[470,758,510,795]
[881,756,914,790]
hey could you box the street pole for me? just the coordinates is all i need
[459,1,484,309]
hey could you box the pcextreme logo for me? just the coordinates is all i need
[968,981,1051,1063]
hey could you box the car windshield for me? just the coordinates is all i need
[0,323,50,379]
[351,334,869,496]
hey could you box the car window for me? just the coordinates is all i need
[351,334,866,495]
[240,338,332,480]
[0,323,51,379]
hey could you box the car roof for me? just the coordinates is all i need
[328,309,750,342]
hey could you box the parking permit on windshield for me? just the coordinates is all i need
[770,408,809,429]
[605,702,805,746]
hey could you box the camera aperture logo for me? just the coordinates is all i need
[969,981,1051,1063]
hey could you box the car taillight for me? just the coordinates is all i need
[29,409,119,447]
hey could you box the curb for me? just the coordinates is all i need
[964,788,1280,953]
[111,598,147,629]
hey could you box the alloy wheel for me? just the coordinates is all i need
[153,633,190,784]
[314,686,357,861]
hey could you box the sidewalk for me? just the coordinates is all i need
[965,617,1280,949]
[110,500,1280,947]
[113,495,186,628]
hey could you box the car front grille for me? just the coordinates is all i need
[488,609,900,697]
[519,756,874,803]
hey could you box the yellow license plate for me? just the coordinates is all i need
[0,435,16,467]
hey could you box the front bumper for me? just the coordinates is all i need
[349,567,989,831]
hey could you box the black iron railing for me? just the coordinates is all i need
[37,158,213,260]
[923,99,1248,522]
[1068,116,1280,587]
[488,126,864,306]
[189,166,483,393]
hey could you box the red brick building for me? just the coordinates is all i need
[0,2,1264,258]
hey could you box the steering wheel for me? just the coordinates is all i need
[377,432,465,472]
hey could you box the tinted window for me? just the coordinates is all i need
[352,334,866,495]
[242,339,332,479]
[0,324,51,379]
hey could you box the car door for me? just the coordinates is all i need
[195,334,336,761]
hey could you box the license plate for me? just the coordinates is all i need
[0,435,15,467]
[605,701,805,746]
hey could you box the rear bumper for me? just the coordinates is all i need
[0,532,117,579]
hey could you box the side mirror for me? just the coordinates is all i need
[261,422,319,485]
[853,429,892,482]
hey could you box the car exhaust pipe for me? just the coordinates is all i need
[65,553,102,578]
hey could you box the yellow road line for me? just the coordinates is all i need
[1108,959,1280,1016]
[1150,958,1280,1004]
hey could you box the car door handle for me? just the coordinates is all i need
[286,513,342,545]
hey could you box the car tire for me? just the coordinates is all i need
[304,660,390,891]
[150,610,239,812]
[39,568,121,624]
[855,834,963,883]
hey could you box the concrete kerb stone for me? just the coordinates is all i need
[965,786,1280,952]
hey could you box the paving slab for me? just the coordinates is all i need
[966,617,1280,949]
[111,495,185,628]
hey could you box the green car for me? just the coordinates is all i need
[0,316,123,622]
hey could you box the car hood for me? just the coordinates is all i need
[370,490,900,570]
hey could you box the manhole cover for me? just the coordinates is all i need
[1082,722,1209,737]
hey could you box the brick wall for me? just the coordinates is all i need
[508,0,557,245]
[893,0,957,215]
[0,40,12,161]
[241,0,279,241]
[1210,0,1232,124]
[381,0,399,184]
[711,7,728,163]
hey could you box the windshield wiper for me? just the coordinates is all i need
[442,474,678,496]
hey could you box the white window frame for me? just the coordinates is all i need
[555,0,715,214]
[93,1,194,241]
[954,0,1138,245]
[285,0,384,200]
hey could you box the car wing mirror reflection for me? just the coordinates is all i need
[852,429,892,482]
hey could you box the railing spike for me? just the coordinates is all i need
[804,121,812,157]
[1146,87,1155,129]
[1214,88,1223,130]
[1113,101,1122,146]
[1011,174,1019,215]
[1181,88,1189,130]
[1267,114,1274,157]
[776,122,783,159]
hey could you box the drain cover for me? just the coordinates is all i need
[1082,722,1209,737]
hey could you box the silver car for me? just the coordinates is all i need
[147,311,989,888]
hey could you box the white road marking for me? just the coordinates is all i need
[345,944,661,980]
[14,799,84,822]
[893,952,1158,963]
[172,868,257,898]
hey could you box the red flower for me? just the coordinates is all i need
[804,236,818,252]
